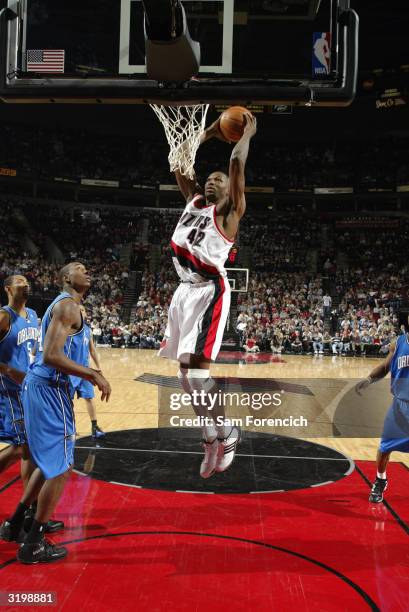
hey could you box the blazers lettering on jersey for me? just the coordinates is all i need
[180,212,211,230]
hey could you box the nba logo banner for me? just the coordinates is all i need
[312,32,331,77]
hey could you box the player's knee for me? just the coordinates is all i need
[187,368,217,395]
[59,468,73,482]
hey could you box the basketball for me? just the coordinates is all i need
[219,106,249,142]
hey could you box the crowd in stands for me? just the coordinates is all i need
[240,216,318,272]
[236,272,399,357]
[0,202,135,339]
[0,197,406,357]
[1,121,409,191]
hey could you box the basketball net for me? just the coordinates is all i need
[150,104,209,179]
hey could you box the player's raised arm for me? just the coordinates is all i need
[43,300,111,401]
[175,118,225,201]
[227,113,257,221]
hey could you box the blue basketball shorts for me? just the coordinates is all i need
[75,379,95,400]
[22,373,76,479]
[379,397,409,454]
[0,387,26,446]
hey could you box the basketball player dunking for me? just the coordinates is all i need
[356,330,409,502]
[159,112,257,478]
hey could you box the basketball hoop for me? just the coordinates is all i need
[150,104,209,179]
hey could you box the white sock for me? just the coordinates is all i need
[186,370,229,439]
[377,471,387,479]
[203,426,217,442]
[187,369,217,442]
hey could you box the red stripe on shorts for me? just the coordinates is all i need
[203,277,226,360]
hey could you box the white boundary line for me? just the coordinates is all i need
[75,445,352,462]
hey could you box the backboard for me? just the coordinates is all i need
[0,0,358,105]
[225,268,249,293]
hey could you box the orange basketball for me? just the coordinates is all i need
[219,106,249,142]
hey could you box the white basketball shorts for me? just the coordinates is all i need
[158,278,231,362]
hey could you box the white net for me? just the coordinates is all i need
[150,104,209,179]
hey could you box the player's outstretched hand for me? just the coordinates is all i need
[90,369,112,402]
[355,377,372,396]
[205,118,228,142]
[243,112,257,138]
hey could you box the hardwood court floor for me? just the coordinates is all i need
[70,349,409,467]
[1,349,407,466]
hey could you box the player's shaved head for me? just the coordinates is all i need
[57,262,91,295]
[58,262,81,287]
[210,171,228,181]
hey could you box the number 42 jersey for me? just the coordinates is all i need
[170,194,235,284]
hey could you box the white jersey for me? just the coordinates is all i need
[170,194,234,283]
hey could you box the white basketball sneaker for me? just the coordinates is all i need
[200,438,219,479]
[215,427,241,473]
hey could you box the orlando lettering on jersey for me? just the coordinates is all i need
[0,305,39,392]
[397,355,409,369]
[17,327,38,346]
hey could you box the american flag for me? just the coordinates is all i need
[26,50,65,73]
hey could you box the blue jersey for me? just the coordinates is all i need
[31,292,83,386]
[390,334,409,401]
[69,322,91,392]
[0,305,39,392]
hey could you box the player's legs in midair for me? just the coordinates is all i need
[185,353,240,478]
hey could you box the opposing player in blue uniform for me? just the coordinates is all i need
[0,275,64,540]
[1,262,111,564]
[0,275,38,479]
[356,332,409,502]
[71,305,105,439]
